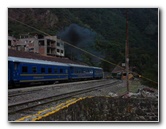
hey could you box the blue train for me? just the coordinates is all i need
[8,56,103,88]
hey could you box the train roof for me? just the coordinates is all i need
[8,56,103,70]
[92,66,103,70]
[68,63,103,70]
[68,63,93,68]
[8,56,69,67]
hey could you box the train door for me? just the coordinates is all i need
[68,66,73,80]
[8,61,15,87]
[8,61,12,84]
[12,62,20,83]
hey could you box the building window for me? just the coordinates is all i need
[22,66,28,73]
[61,50,63,53]
[41,68,45,73]
[57,49,60,52]
[39,41,44,46]
[8,40,11,46]
[48,68,52,73]
[57,42,60,46]
[32,67,37,73]
[60,43,64,47]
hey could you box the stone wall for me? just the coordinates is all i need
[39,97,158,121]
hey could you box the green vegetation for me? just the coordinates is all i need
[8,8,158,88]
[117,80,142,95]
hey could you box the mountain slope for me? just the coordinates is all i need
[8,8,158,87]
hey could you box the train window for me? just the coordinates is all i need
[60,69,63,73]
[75,69,78,73]
[65,69,68,73]
[90,70,93,73]
[22,66,28,73]
[32,67,37,73]
[41,68,45,73]
[54,68,58,73]
[48,68,52,73]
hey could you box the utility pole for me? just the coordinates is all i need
[125,9,129,93]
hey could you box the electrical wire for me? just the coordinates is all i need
[8,16,158,84]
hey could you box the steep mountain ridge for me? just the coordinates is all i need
[8,8,158,87]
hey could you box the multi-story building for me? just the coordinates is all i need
[8,36,18,49]
[45,36,65,57]
[8,34,65,57]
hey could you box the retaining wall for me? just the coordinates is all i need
[39,97,158,121]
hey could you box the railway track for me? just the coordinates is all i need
[8,80,120,115]
[8,79,107,97]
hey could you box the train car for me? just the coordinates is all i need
[93,67,103,79]
[8,56,69,87]
[68,64,94,80]
[8,56,104,88]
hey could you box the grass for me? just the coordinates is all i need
[116,79,142,95]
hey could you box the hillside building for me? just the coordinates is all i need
[8,34,65,57]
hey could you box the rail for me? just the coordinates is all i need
[8,80,120,114]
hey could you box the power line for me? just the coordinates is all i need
[8,16,118,67]
[8,16,158,84]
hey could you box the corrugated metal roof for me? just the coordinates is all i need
[8,49,87,65]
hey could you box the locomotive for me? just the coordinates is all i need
[8,56,103,88]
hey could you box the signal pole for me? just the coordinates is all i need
[125,9,129,93]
